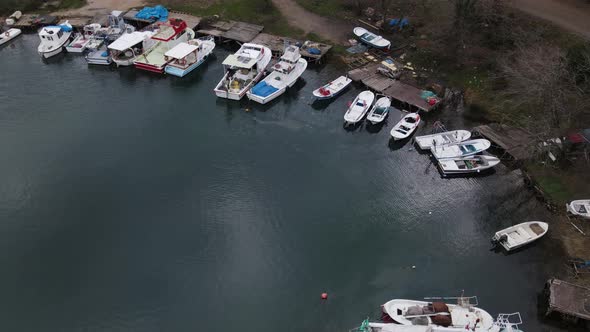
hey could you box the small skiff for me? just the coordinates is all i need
[438,155,500,175]
[414,130,472,150]
[344,90,375,125]
[312,75,352,100]
[353,27,391,49]
[491,221,548,251]
[382,298,495,331]
[366,96,391,124]
[390,113,420,140]
[567,200,590,219]
[359,322,433,332]
[0,28,22,46]
[431,139,491,159]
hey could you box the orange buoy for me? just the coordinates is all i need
[321,293,328,300]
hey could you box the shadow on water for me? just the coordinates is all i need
[41,52,67,64]
[365,120,387,134]
[387,137,411,151]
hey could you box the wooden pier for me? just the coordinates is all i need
[473,124,534,161]
[12,14,57,31]
[250,33,332,63]
[543,278,590,324]
[197,20,263,43]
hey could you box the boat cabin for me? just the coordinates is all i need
[39,26,68,42]
[272,46,301,74]
[164,41,200,69]
[109,31,155,61]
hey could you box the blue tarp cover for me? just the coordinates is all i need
[135,5,169,22]
[46,25,73,32]
[307,47,321,55]
[251,81,278,97]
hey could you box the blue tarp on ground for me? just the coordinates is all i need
[135,5,169,22]
[251,81,278,97]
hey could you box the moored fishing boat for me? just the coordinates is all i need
[344,90,375,125]
[37,22,73,59]
[134,18,195,73]
[312,75,352,100]
[437,155,500,175]
[431,139,491,159]
[86,12,137,65]
[0,28,21,46]
[109,30,158,67]
[390,113,420,140]
[353,27,391,49]
[491,221,548,251]
[66,23,100,53]
[567,199,590,219]
[366,96,391,124]
[414,130,472,150]
[214,43,272,100]
[164,37,215,77]
[246,45,307,104]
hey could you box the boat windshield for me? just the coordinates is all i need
[361,32,376,41]
[406,117,417,123]
[374,107,387,115]
[356,101,365,107]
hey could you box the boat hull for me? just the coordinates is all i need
[112,58,134,67]
[438,155,500,175]
[492,221,548,251]
[214,71,263,100]
[0,28,21,46]
[312,76,352,100]
[165,56,207,77]
[415,130,472,150]
[247,58,307,104]
[39,46,65,59]
[567,200,590,219]
[135,62,165,73]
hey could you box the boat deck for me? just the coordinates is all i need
[136,43,167,66]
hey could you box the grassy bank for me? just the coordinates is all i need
[0,0,86,15]
[295,0,350,19]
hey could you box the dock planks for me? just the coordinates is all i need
[545,278,590,322]
[473,124,534,161]
[250,33,331,63]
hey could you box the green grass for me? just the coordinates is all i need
[295,0,348,19]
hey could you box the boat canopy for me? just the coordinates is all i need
[108,31,153,51]
[165,42,198,59]
[222,54,257,68]
[280,46,300,63]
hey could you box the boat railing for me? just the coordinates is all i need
[430,121,447,134]
[423,295,479,307]
[495,312,523,329]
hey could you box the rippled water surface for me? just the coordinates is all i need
[0,35,569,331]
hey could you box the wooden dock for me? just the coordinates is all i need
[12,14,57,31]
[250,33,332,63]
[123,9,201,30]
[197,20,263,43]
[544,278,590,323]
[473,124,534,161]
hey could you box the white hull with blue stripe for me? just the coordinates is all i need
[164,37,215,78]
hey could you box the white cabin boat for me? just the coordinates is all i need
[37,22,73,59]
[134,19,195,73]
[109,30,157,67]
[414,130,472,150]
[86,12,136,66]
[366,96,391,124]
[390,113,421,140]
[66,23,100,53]
[0,28,21,46]
[312,75,352,100]
[382,297,495,332]
[344,90,375,125]
[164,37,215,77]
[438,155,500,175]
[431,139,491,159]
[214,43,272,100]
[567,200,590,219]
[353,27,391,49]
[492,221,548,251]
[247,45,307,104]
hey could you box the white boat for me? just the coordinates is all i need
[312,75,352,100]
[438,155,500,175]
[382,297,495,332]
[431,139,491,159]
[164,37,216,77]
[491,221,549,251]
[567,200,590,219]
[5,11,22,26]
[0,28,21,46]
[366,96,391,124]
[134,19,195,73]
[109,30,158,67]
[214,43,272,100]
[353,27,391,49]
[86,12,137,65]
[390,113,421,140]
[247,45,307,104]
[102,10,135,42]
[344,90,375,125]
[37,22,73,59]
[66,23,100,53]
[414,130,472,150]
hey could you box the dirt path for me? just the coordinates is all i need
[52,0,145,17]
[512,0,590,39]
[270,0,350,44]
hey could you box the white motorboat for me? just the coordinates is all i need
[567,200,590,219]
[491,221,549,251]
[0,28,21,46]
[438,155,500,175]
[366,96,391,124]
[312,75,352,100]
[164,37,216,77]
[109,30,157,67]
[414,130,472,150]
[134,18,195,73]
[66,23,100,53]
[86,12,137,66]
[431,139,491,159]
[344,90,375,125]
[214,43,272,100]
[390,113,421,140]
[5,11,22,26]
[382,297,495,332]
[353,27,391,49]
[247,45,307,104]
[37,22,73,59]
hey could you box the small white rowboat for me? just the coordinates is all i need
[431,139,490,159]
[0,28,22,46]
[491,221,548,251]
[438,155,500,175]
[414,130,472,150]
[344,90,375,125]
[366,96,391,124]
[312,75,352,100]
[390,113,420,140]
[353,27,391,49]
[567,200,590,219]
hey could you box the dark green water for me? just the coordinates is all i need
[0,35,570,331]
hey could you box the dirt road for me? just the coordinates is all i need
[512,0,590,39]
[52,0,144,17]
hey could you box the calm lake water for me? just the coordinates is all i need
[0,35,572,331]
